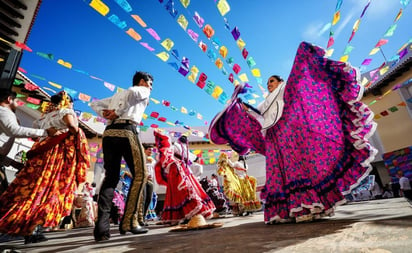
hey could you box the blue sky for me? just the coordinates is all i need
[20,0,412,132]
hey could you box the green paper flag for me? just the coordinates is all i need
[36,52,54,60]
[343,45,354,55]
[384,24,397,37]
[388,106,398,112]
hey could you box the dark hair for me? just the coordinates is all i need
[133,71,154,87]
[211,174,217,177]
[271,75,284,82]
[143,143,154,150]
[50,92,73,105]
[0,89,16,102]
[178,135,188,144]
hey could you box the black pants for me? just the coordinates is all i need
[94,123,147,238]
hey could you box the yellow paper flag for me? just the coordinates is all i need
[361,77,369,86]
[248,99,256,105]
[180,0,190,8]
[251,68,261,77]
[339,55,349,62]
[353,19,361,32]
[369,48,380,55]
[239,73,249,82]
[236,38,246,50]
[161,38,174,51]
[48,81,62,89]
[177,14,188,30]
[187,65,199,83]
[379,66,389,76]
[142,113,148,120]
[211,86,223,98]
[90,0,110,16]
[150,98,160,104]
[217,0,230,16]
[325,48,334,57]
[219,46,228,58]
[156,52,169,61]
[126,28,141,41]
[332,11,340,25]
[57,59,72,69]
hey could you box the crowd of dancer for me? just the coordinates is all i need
[1,41,407,245]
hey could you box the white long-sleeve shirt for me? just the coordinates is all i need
[0,106,47,156]
[90,86,150,125]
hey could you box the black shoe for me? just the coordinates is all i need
[119,225,148,235]
[94,234,110,242]
[24,234,48,244]
[93,227,110,242]
[138,221,149,227]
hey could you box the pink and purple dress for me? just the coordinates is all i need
[209,42,377,223]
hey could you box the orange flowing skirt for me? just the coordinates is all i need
[0,130,89,236]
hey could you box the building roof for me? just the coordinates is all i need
[0,0,42,60]
[361,43,412,95]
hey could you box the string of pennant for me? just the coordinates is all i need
[373,101,407,120]
[338,0,371,62]
[367,77,412,107]
[325,0,344,58]
[89,140,234,165]
[83,0,232,106]
[359,1,410,69]
[163,0,262,104]
[211,0,267,96]
[13,33,212,125]
[13,73,211,138]
[360,39,412,89]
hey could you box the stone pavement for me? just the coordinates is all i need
[1,198,411,253]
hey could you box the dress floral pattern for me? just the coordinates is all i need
[0,130,89,235]
[217,154,261,212]
[209,42,377,223]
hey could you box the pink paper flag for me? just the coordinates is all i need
[375,39,388,48]
[146,28,161,41]
[327,36,334,48]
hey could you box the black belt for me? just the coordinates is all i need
[112,119,136,125]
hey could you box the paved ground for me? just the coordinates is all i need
[1,197,411,253]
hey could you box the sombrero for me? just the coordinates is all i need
[169,215,223,232]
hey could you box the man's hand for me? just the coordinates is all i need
[102,109,119,120]
[46,127,58,136]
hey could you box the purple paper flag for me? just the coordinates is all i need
[193,12,204,28]
[181,57,189,69]
[231,27,240,41]
[360,1,371,18]
[361,59,372,65]
[399,48,408,59]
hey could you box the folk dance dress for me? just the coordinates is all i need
[0,108,89,235]
[217,154,261,214]
[154,131,215,224]
[209,42,377,224]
